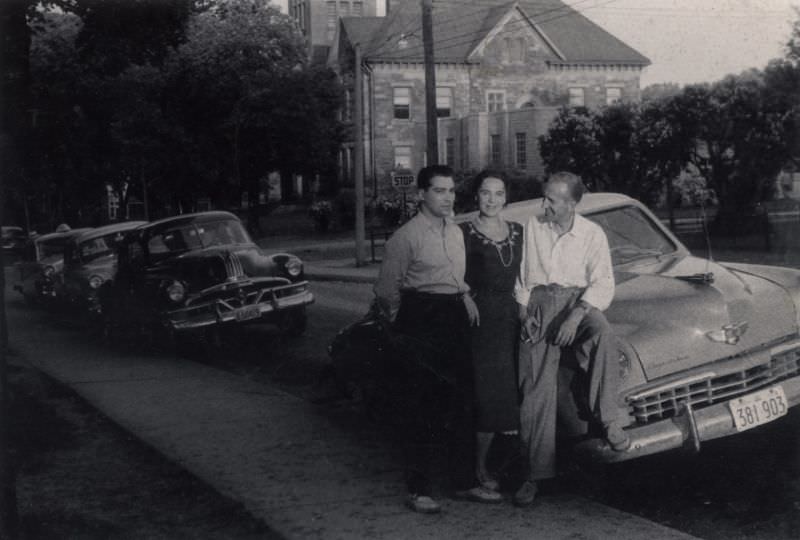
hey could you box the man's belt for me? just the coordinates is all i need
[534,284,584,295]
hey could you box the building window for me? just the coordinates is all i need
[445,138,455,167]
[347,147,354,184]
[490,134,501,165]
[568,87,585,107]
[436,87,452,118]
[393,87,411,119]
[606,87,622,105]
[353,1,363,16]
[394,146,412,170]
[340,1,350,16]
[108,190,119,221]
[515,132,527,169]
[487,91,505,112]
[327,1,336,40]
[502,37,525,62]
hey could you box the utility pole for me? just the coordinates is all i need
[353,43,366,266]
[422,0,438,164]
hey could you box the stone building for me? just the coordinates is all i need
[328,0,650,195]
[288,0,379,63]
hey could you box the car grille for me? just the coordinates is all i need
[629,343,800,424]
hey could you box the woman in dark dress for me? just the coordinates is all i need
[459,170,523,491]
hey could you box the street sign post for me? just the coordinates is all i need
[390,170,416,223]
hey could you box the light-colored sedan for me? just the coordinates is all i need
[499,193,800,462]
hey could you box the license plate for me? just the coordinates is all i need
[233,306,260,322]
[728,385,788,432]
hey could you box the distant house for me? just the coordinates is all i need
[329,0,650,194]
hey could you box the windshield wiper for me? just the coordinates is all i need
[613,246,664,263]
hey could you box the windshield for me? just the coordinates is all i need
[78,232,123,263]
[147,219,250,256]
[586,205,678,266]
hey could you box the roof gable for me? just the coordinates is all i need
[467,3,564,63]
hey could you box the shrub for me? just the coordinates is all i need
[308,200,333,232]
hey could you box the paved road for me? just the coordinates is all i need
[3,272,694,540]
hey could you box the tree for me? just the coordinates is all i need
[162,0,343,221]
[72,0,195,75]
[786,6,800,66]
[641,82,682,103]
[677,72,795,214]
[538,107,602,190]
[539,102,691,207]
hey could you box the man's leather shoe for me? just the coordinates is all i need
[605,423,631,452]
[454,486,503,504]
[513,480,538,507]
[405,494,441,514]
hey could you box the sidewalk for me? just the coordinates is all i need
[6,299,696,540]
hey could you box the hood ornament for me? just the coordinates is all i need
[676,272,714,285]
[706,321,748,345]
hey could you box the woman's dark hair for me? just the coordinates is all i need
[471,169,509,199]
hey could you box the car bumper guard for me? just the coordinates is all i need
[167,281,314,331]
[574,374,800,463]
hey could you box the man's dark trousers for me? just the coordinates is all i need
[393,291,475,496]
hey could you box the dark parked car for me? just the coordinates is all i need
[99,211,314,340]
[2,226,27,254]
[330,193,800,464]
[12,227,92,303]
[61,221,147,314]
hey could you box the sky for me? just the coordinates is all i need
[272,0,798,87]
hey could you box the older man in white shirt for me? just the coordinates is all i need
[512,171,628,507]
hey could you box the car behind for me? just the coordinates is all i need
[99,211,314,341]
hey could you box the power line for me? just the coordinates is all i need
[372,0,622,61]
[433,0,791,14]
[368,1,540,57]
[368,0,598,59]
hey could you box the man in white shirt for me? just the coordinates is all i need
[512,171,628,507]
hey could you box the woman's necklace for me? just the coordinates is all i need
[473,217,513,268]
[494,236,513,268]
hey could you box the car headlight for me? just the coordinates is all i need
[88,275,104,289]
[285,257,302,277]
[166,281,186,303]
[43,265,55,278]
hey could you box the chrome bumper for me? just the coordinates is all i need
[575,375,800,463]
[167,284,314,331]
